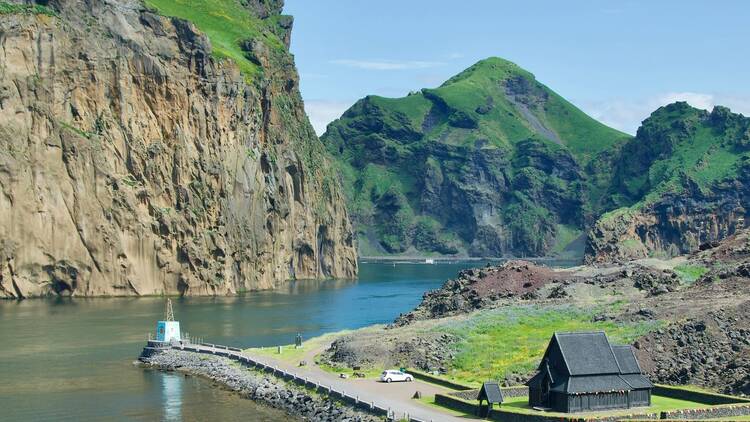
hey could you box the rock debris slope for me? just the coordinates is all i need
[0,0,356,298]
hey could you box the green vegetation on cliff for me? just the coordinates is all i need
[606,102,750,209]
[0,1,56,16]
[323,57,629,257]
[587,103,750,261]
[144,0,288,81]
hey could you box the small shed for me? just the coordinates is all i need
[477,381,504,417]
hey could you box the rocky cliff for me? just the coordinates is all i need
[0,0,357,298]
[322,58,628,257]
[586,103,750,262]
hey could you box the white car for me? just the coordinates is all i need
[379,369,413,383]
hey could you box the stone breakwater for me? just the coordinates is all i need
[141,350,379,422]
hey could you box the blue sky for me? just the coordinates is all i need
[283,0,749,135]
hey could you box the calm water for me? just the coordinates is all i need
[0,262,484,421]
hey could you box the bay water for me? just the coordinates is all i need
[0,262,478,421]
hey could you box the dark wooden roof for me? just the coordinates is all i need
[612,345,642,374]
[552,374,632,394]
[553,332,621,376]
[478,381,504,404]
[529,331,654,395]
[620,374,654,390]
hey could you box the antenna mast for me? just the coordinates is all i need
[164,298,175,321]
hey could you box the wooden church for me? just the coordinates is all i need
[527,331,653,413]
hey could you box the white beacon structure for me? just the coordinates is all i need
[156,299,181,343]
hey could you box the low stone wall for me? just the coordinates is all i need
[434,393,478,415]
[503,386,531,398]
[138,340,170,359]
[653,384,750,405]
[449,390,478,401]
[449,385,529,401]
[408,369,474,391]
[660,402,750,420]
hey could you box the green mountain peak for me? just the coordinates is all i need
[440,56,533,86]
[322,57,749,261]
[322,57,628,257]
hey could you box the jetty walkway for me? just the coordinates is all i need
[153,341,466,422]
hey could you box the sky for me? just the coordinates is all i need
[283,0,750,136]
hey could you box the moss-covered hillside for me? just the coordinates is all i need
[587,102,750,261]
[607,102,750,208]
[322,57,629,257]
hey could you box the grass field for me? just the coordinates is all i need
[674,264,710,284]
[244,330,351,364]
[417,395,482,419]
[432,304,662,385]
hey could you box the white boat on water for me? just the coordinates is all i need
[425,259,435,264]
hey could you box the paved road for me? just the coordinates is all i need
[182,343,472,422]
[269,357,465,422]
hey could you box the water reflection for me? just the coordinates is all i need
[162,373,183,421]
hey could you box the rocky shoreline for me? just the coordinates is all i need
[140,350,380,422]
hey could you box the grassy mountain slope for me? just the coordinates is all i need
[587,102,750,261]
[608,102,749,208]
[323,57,629,257]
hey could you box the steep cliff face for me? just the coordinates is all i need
[322,58,627,257]
[586,103,750,262]
[0,0,357,298]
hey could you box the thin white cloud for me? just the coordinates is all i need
[304,100,355,135]
[330,59,445,70]
[579,92,750,135]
